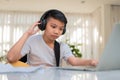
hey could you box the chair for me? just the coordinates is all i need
[19,54,27,63]
[10,61,29,67]
[8,54,29,67]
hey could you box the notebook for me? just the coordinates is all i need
[60,24,120,71]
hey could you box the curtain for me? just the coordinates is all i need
[0,11,41,56]
[111,5,120,26]
[91,7,102,59]
[63,13,94,59]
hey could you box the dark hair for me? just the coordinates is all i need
[38,9,67,34]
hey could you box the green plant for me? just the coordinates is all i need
[65,39,82,58]
[68,44,82,58]
[0,50,8,64]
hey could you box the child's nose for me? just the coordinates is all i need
[54,29,60,34]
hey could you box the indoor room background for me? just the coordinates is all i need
[0,0,120,62]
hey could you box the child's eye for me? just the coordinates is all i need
[52,26,56,28]
[51,25,56,28]
[60,28,64,31]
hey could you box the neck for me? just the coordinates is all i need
[42,35,55,48]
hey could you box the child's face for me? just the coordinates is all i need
[44,17,65,41]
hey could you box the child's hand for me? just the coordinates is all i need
[26,21,40,35]
[90,59,98,66]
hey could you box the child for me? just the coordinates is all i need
[7,9,98,67]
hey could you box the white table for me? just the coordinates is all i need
[0,67,120,80]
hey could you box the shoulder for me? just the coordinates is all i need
[59,41,70,49]
[58,41,74,59]
[27,34,42,43]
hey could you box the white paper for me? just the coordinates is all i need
[0,63,41,73]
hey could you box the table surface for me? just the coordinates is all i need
[0,67,120,80]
